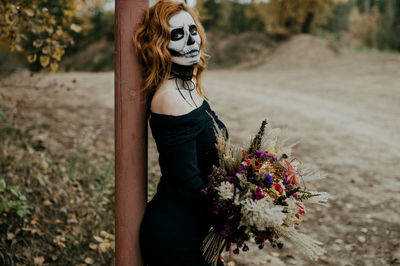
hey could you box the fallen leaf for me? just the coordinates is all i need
[33,256,45,265]
[84,257,94,264]
[99,242,111,253]
[7,233,15,240]
[93,235,103,242]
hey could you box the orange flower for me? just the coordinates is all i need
[296,203,305,215]
[243,158,262,171]
[284,160,300,185]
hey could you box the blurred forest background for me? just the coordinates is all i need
[1,0,400,74]
[1,0,400,265]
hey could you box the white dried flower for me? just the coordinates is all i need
[300,165,327,182]
[216,181,234,200]
[260,126,300,158]
[239,197,286,230]
[283,197,301,225]
[262,128,280,151]
[273,225,325,261]
[235,172,247,187]
[233,193,241,206]
[303,191,331,206]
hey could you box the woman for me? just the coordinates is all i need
[133,1,228,265]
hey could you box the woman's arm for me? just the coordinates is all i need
[162,135,212,220]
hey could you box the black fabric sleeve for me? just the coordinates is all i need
[161,134,213,222]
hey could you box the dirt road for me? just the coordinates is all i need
[203,48,400,266]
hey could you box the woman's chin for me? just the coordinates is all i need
[172,56,201,66]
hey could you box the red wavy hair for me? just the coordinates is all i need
[133,0,209,117]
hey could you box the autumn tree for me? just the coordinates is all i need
[0,0,84,72]
[196,0,222,30]
[346,0,400,50]
[196,0,265,33]
[245,0,348,37]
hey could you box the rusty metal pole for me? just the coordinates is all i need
[115,0,148,265]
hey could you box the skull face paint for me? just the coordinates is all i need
[167,11,201,66]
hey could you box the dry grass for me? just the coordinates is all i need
[0,75,115,265]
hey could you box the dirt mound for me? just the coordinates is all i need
[260,34,341,70]
[206,31,277,70]
[206,33,341,71]
[59,37,114,72]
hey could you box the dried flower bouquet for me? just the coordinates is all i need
[201,116,330,266]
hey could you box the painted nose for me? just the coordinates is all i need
[187,34,195,45]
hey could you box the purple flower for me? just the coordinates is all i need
[277,243,284,249]
[243,244,249,252]
[233,248,240,255]
[210,184,216,190]
[255,150,268,158]
[251,187,265,200]
[236,165,247,175]
[227,176,236,184]
[237,242,242,248]
[264,174,273,188]
[284,177,289,185]
[201,188,208,195]
[213,205,220,215]
[219,230,228,238]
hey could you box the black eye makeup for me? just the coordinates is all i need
[189,24,198,35]
[171,28,184,41]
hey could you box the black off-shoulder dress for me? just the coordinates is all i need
[139,99,228,266]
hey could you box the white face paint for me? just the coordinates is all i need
[167,11,201,66]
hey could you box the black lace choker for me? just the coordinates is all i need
[168,62,198,108]
[169,62,194,81]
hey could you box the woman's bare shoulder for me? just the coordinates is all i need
[150,81,196,116]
